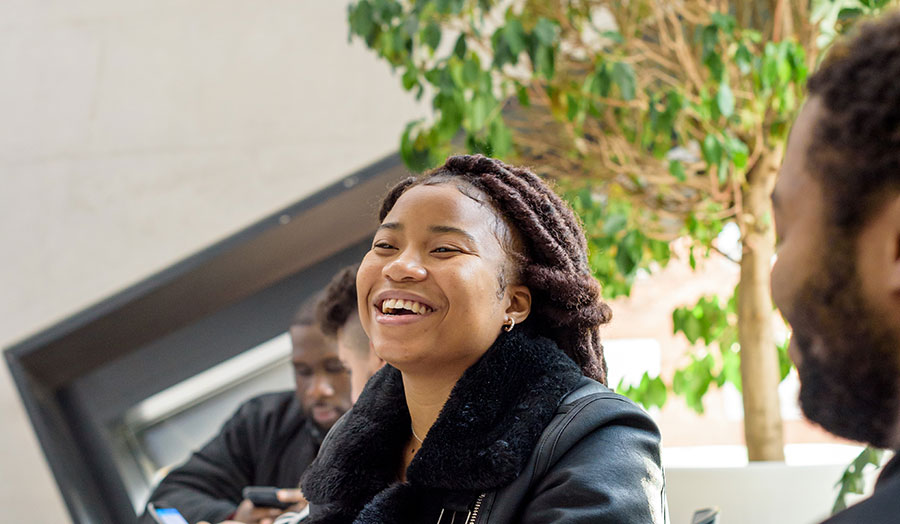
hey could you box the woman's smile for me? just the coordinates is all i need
[372,290,438,325]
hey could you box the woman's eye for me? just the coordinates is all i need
[373,241,395,250]
[432,246,460,254]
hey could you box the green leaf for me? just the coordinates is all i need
[469,93,491,130]
[533,17,558,46]
[436,0,464,14]
[516,84,530,106]
[716,81,735,118]
[710,12,736,33]
[452,34,467,58]
[705,52,726,83]
[402,68,418,90]
[434,92,462,140]
[448,58,464,87]
[503,19,527,59]
[463,56,481,86]
[601,30,624,44]
[491,27,514,68]
[761,42,779,89]
[593,65,611,96]
[833,446,885,515]
[702,134,722,166]
[615,230,641,275]
[534,44,555,78]
[349,1,376,44]
[601,212,628,235]
[721,344,742,391]
[669,160,687,182]
[701,25,719,58]
[489,118,512,158]
[735,44,754,75]
[838,7,864,22]
[617,372,668,410]
[422,21,441,50]
[725,135,749,170]
[611,62,636,101]
[566,93,578,121]
[400,120,433,172]
[645,375,668,408]
[776,339,792,382]
[657,90,682,136]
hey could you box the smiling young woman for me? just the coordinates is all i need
[300,155,667,524]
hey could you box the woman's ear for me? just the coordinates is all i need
[505,284,532,324]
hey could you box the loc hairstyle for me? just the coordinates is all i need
[378,154,613,384]
[317,264,360,337]
[806,11,900,231]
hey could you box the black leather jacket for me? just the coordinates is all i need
[473,377,668,523]
[302,330,668,524]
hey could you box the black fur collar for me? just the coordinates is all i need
[301,330,583,523]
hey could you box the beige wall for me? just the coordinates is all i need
[0,2,425,520]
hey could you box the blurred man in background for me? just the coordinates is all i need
[771,12,900,523]
[140,292,353,524]
[191,265,378,524]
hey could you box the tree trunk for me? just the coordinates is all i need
[738,147,785,461]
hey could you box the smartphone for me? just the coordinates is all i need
[243,486,292,509]
[147,503,190,524]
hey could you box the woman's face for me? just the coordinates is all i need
[357,183,530,378]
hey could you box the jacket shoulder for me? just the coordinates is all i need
[480,377,667,523]
[534,377,659,470]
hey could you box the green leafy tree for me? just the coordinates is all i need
[347,0,897,462]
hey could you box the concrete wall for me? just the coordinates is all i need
[0,2,425,520]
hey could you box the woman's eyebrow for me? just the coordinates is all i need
[377,222,402,231]
[428,225,477,243]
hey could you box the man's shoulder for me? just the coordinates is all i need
[822,472,900,524]
[241,390,298,409]
[226,390,302,427]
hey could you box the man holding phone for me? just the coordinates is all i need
[141,277,363,524]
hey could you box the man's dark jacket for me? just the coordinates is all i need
[302,329,668,523]
[822,453,900,523]
[140,391,321,523]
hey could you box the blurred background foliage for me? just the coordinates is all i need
[346,0,896,488]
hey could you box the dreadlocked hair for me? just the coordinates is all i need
[806,11,900,231]
[379,154,613,384]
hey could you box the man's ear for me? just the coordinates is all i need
[505,284,532,324]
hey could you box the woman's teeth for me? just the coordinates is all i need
[381,298,433,315]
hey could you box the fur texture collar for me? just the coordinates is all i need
[301,330,584,524]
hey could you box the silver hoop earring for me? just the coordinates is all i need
[502,317,515,332]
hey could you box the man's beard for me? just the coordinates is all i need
[790,232,900,449]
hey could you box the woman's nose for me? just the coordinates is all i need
[383,251,427,282]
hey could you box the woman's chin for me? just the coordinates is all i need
[371,342,422,368]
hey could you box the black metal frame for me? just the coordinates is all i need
[4,154,409,523]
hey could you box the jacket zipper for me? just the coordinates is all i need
[465,493,486,524]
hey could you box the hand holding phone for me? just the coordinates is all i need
[242,486,293,510]
[147,503,190,524]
